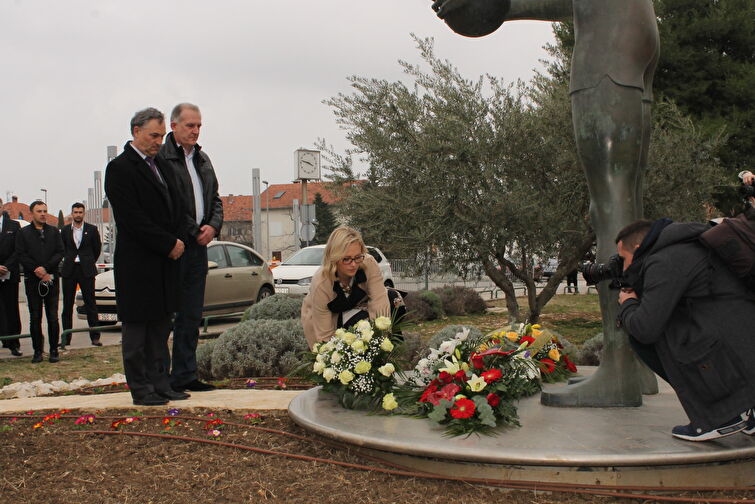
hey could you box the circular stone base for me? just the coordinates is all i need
[288,376,755,487]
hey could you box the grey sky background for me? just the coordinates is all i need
[2,0,555,215]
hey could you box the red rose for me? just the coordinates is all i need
[481,368,503,383]
[486,393,500,407]
[438,371,453,384]
[419,384,438,403]
[520,336,535,346]
[453,370,467,382]
[471,353,485,370]
[564,355,577,373]
[450,398,476,419]
[540,358,556,373]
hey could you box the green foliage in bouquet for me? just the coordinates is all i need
[241,294,303,321]
[395,327,542,437]
[298,316,404,410]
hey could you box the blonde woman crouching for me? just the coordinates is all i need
[301,227,391,348]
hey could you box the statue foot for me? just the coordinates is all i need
[639,362,659,395]
[541,364,643,407]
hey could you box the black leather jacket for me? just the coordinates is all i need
[158,132,223,241]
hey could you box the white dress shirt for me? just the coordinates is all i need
[72,222,83,262]
[184,147,205,224]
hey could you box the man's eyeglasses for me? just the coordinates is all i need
[340,254,365,265]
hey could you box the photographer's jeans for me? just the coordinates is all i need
[169,243,208,387]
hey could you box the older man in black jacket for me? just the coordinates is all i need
[16,201,64,363]
[105,107,189,406]
[617,219,755,441]
[158,103,223,393]
[0,211,22,356]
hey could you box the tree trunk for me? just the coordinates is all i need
[481,257,520,322]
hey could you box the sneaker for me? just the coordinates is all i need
[672,413,748,442]
[743,410,755,436]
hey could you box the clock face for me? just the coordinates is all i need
[297,150,320,179]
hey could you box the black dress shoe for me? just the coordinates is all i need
[133,393,169,406]
[177,379,216,392]
[10,347,22,357]
[157,389,191,401]
[31,352,43,363]
[91,339,103,346]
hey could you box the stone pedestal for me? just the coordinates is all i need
[289,371,755,487]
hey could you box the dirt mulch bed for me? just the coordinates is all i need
[1,409,752,504]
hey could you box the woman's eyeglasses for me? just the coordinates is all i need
[340,254,365,265]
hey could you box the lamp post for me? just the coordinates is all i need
[262,180,270,260]
[40,188,47,205]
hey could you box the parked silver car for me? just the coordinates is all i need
[77,241,274,324]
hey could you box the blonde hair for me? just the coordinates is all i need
[322,226,367,281]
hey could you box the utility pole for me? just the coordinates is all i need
[252,169,262,251]
[262,180,270,260]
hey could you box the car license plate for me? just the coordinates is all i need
[276,287,289,294]
[100,313,118,321]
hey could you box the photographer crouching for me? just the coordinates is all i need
[616,219,755,441]
[602,216,755,442]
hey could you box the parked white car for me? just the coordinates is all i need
[272,245,394,295]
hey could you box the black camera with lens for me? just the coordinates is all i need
[741,183,755,200]
[579,254,630,290]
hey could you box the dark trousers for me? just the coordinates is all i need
[0,280,21,349]
[566,270,579,292]
[61,264,100,343]
[169,244,208,386]
[628,335,670,384]
[25,278,60,354]
[122,317,172,400]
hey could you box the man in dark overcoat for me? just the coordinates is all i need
[104,107,189,406]
[158,103,223,393]
[60,202,102,348]
[0,211,22,356]
[617,219,755,441]
[16,201,64,363]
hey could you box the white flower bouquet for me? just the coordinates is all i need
[302,316,404,410]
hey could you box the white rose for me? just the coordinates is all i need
[322,368,336,382]
[321,342,334,352]
[380,338,394,352]
[375,316,392,331]
[378,363,395,377]
[315,354,325,363]
[335,328,346,339]
[360,329,374,342]
[351,340,366,353]
[342,332,357,344]
[330,352,342,364]
[312,361,325,374]
[356,319,371,333]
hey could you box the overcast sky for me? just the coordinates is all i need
[2,0,555,215]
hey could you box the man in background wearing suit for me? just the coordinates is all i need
[16,201,64,363]
[60,202,102,348]
[158,103,223,393]
[0,211,22,357]
[104,107,189,406]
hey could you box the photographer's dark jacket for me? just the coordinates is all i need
[619,222,755,430]
[157,132,223,242]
